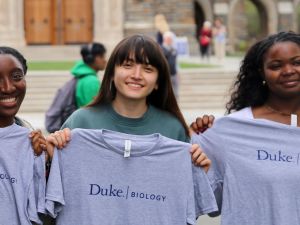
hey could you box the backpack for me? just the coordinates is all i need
[45,78,78,133]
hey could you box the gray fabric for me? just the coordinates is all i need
[45,78,77,133]
[46,129,217,225]
[192,116,300,225]
[0,124,45,225]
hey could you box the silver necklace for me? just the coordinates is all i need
[265,105,298,126]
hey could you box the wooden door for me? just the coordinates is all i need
[62,0,93,44]
[24,0,54,44]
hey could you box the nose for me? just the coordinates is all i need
[0,77,16,93]
[131,64,142,79]
[282,63,295,75]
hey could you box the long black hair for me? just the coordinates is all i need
[226,31,300,113]
[89,34,190,136]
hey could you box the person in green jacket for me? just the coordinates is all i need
[71,43,106,107]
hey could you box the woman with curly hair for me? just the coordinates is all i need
[192,31,300,225]
[226,31,300,123]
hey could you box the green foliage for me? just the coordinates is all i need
[236,40,248,52]
[245,0,261,37]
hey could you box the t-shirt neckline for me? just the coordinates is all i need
[99,129,162,157]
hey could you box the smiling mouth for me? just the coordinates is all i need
[0,97,17,104]
[127,83,143,88]
[281,80,299,86]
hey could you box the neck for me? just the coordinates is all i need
[266,96,300,115]
[0,117,14,128]
[112,97,148,118]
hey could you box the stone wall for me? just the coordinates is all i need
[1,0,299,55]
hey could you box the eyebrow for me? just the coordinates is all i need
[11,68,24,72]
[10,68,24,74]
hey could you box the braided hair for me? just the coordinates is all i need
[0,46,27,74]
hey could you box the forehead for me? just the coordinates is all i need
[125,51,150,63]
[0,54,23,72]
[265,41,300,59]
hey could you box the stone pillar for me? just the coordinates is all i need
[277,1,294,31]
[93,0,124,54]
[0,0,26,46]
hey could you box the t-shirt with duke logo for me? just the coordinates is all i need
[0,124,46,225]
[45,129,217,225]
[192,116,300,225]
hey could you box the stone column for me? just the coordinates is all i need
[0,0,26,46]
[93,0,124,54]
[277,1,294,31]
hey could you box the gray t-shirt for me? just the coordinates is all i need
[46,129,217,225]
[0,124,46,225]
[192,116,300,225]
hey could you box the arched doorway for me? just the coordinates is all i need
[193,0,213,54]
[24,0,93,45]
[228,0,277,52]
[194,1,205,40]
[193,0,213,38]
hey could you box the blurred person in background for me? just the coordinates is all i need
[154,14,170,46]
[161,31,179,99]
[199,21,212,62]
[72,42,106,108]
[212,17,227,64]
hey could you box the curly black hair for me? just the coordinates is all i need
[0,46,27,74]
[226,31,300,114]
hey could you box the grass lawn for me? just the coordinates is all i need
[28,60,220,71]
[28,61,75,71]
[179,62,221,69]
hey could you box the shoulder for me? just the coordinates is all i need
[62,105,107,129]
[150,106,182,125]
[149,106,188,142]
[228,107,253,119]
[4,123,31,139]
[14,116,34,130]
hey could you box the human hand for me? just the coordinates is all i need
[190,115,215,134]
[46,128,71,159]
[190,144,211,173]
[29,130,46,156]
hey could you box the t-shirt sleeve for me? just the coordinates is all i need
[45,148,65,218]
[191,132,224,215]
[27,152,46,224]
[192,166,218,217]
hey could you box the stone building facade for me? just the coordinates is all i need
[0,0,300,55]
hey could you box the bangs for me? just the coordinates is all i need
[115,35,162,68]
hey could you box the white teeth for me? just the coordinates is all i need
[128,83,142,88]
[0,97,16,103]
